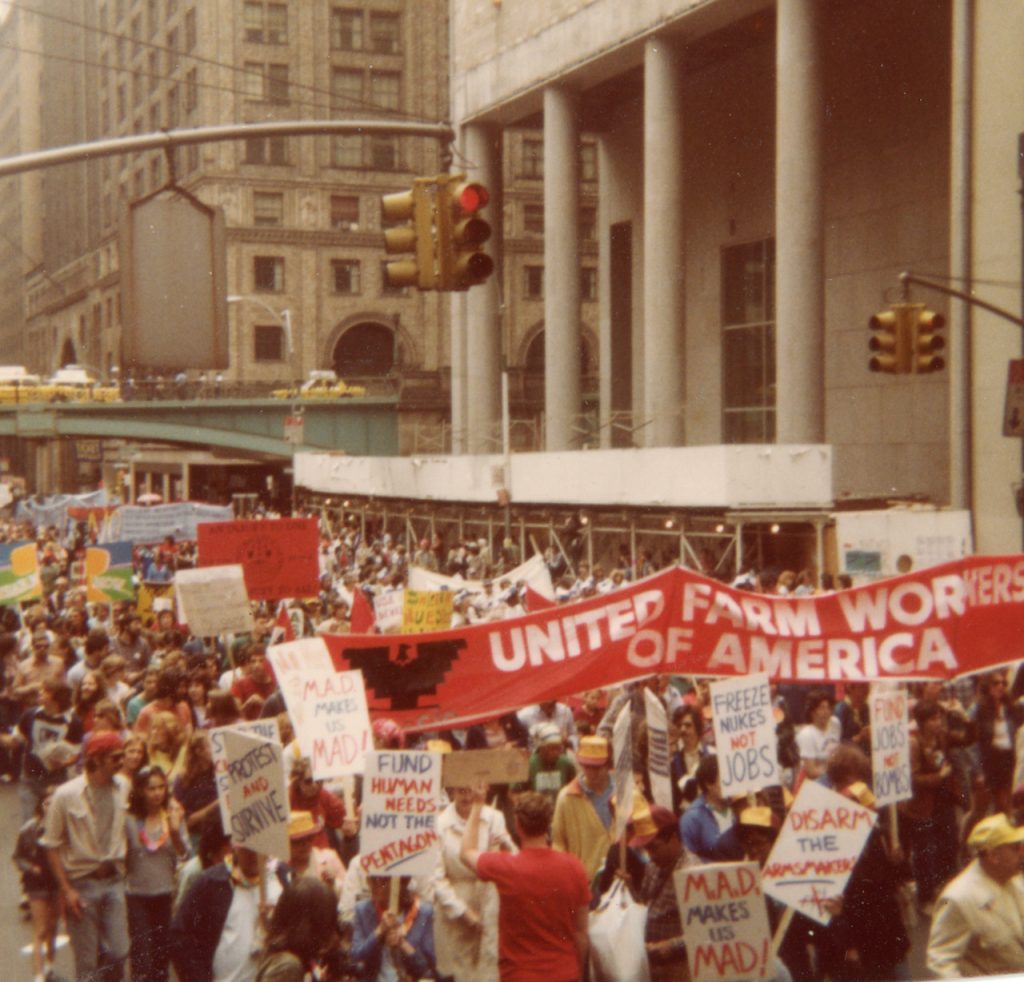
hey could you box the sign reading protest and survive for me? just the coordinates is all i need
[676,862,772,982]
[761,778,876,925]
[0,541,41,606]
[316,557,1024,733]
[210,725,290,861]
[197,517,320,601]
[85,541,135,602]
[360,750,442,876]
[709,673,779,797]
[869,683,912,807]
[402,590,453,634]
[644,687,674,810]
[175,565,254,637]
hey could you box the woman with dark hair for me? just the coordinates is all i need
[173,730,220,847]
[351,877,436,981]
[971,669,1021,816]
[256,878,341,981]
[125,765,188,981]
[185,669,211,729]
[73,670,105,733]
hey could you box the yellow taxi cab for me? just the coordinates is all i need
[272,370,366,400]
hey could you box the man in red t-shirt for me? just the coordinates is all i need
[461,784,590,981]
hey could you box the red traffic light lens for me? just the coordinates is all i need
[457,183,489,212]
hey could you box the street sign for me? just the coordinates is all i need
[1003,359,1024,437]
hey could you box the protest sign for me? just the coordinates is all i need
[0,541,41,606]
[402,590,453,634]
[228,717,282,744]
[197,517,320,601]
[110,501,234,543]
[676,862,772,982]
[870,683,912,807]
[318,557,1024,733]
[85,542,135,603]
[761,778,876,925]
[612,701,633,840]
[360,750,442,876]
[709,673,779,796]
[374,589,405,633]
[267,637,335,679]
[210,725,290,861]
[408,552,555,600]
[644,687,674,810]
[274,667,372,780]
[175,565,254,637]
[442,748,529,789]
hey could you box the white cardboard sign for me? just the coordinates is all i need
[644,687,674,811]
[359,750,442,877]
[175,564,254,637]
[373,588,405,633]
[210,725,290,862]
[761,779,876,925]
[869,683,912,807]
[709,673,779,796]
[676,862,772,982]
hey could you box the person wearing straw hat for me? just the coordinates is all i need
[927,813,1024,978]
[284,811,343,893]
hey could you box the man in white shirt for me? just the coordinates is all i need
[518,700,579,753]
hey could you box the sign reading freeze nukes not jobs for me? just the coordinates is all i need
[709,673,779,797]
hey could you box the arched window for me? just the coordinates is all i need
[332,322,394,376]
[524,330,593,375]
[60,338,77,367]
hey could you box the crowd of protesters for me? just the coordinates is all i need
[1,511,1024,981]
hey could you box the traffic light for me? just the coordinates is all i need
[382,180,437,290]
[436,175,494,291]
[911,306,946,373]
[868,304,912,374]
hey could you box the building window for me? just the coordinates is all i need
[524,265,543,299]
[581,267,597,302]
[244,136,287,165]
[331,259,361,294]
[243,62,263,99]
[580,206,596,242]
[245,2,287,44]
[330,8,362,50]
[253,191,284,226]
[166,85,179,128]
[722,239,775,443]
[166,29,178,71]
[243,62,288,102]
[185,7,196,49]
[523,203,543,235]
[117,84,127,121]
[254,256,284,292]
[370,71,400,111]
[148,0,159,35]
[580,143,597,182]
[148,102,161,132]
[131,14,141,56]
[369,11,400,53]
[330,195,359,230]
[147,51,159,91]
[185,68,198,111]
[331,68,362,111]
[331,135,362,168]
[254,324,284,362]
[267,64,289,103]
[370,136,398,170]
[521,139,543,179]
[149,155,162,191]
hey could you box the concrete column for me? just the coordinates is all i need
[544,86,581,451]
[463,124,503,454]
[643,37,686,447]
[775,0,825,443]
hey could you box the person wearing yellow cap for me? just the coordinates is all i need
[926,812,1024,978]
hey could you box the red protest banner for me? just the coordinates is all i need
[319,557,1024,733]
[197,518,320,601]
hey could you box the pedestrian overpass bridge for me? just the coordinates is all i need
[0,395,399,459]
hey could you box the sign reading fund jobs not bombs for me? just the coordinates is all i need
[676,862,772,982]
[211,725,289,862]
[869,683,912,807]
[709,673,779,796]
[360,750,442,876]
[761,779,876,925]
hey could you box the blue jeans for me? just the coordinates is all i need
[66,876,129,981]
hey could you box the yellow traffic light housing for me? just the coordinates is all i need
[436,175,494,291]
[868,305,913,374]
[912,306,946,373]
[382,180,437,290]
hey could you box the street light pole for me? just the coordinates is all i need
[226,294,295,377]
